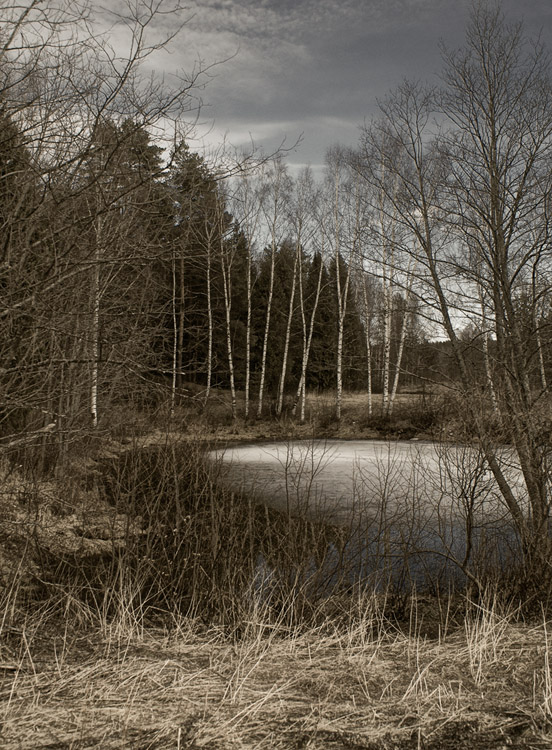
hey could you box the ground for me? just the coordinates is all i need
[1,390,549,749]
[2,606,552,749]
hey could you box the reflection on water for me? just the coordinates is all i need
[210,439,525,588]
[210,439,523,523]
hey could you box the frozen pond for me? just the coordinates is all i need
[209,439,527,585]
[209,439,524,526]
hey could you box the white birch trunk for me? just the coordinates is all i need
[381,271,392,416]
[335,293,345,420]
[292,256,307,420]
[534,289,548,392]
[388,264,416,415]
[170,249,178,419]
[244,242,252,419]
[332,166,345,421]
[300,260,324,423]
[276,243,299,416]
[361,272,373,417]
[257,243,275,418]
[536,323,548,391]
[388,302,407,416]
[292,245,324,422]
[220,243,237,420]
[90,227,101,429]
[230,174,263,421]
[332,156,361,421]
[381,222,393,417]
[483,331,499,413]
[478,283,499,414]
[204,234,213,408]
[335,241,354,421]
[257,161,288,418]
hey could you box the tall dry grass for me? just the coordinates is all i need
[1,582,552,749]
[0,415,550,748]
[0,425,538,635]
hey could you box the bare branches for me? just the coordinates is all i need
[354,4,552,577]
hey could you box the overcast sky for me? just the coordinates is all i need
[101,0,552,171]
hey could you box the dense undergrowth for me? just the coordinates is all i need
[0,390,547,632]
[1,393,551,748]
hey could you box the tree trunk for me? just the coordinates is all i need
[90,225,101,429]
[293,245,324,423]
[361,271,373,417]
[220,230,237,420]
[276,243,299,416]
[244,239,252,419]
[257,243,275,418]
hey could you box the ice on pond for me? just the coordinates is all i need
[209,439,524,526]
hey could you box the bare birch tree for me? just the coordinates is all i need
[388,264,416,415]
[324,148,365,420]
[230,172,264,419]
[356,5,552,587]
[256,158,291,418]
[275,169,318,416]
[358,267,376,416]
[291,171,324,422]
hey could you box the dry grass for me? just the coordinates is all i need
[143,389,446,445]
[1,402,550,748]
[2,593,552,750]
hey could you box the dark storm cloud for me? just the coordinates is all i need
[186,0,468,164]
[105,0,552,168]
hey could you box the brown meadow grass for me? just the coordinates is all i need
[2,591,552,749]
[1,391,551,749]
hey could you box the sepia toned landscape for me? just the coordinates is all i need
[2,0,552,747]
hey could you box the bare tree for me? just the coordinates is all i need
[0,0,213,455]
[292,171,324,422]
[324,148,364,420]
[441,5,552,581]
[357,5,552,588]
[230,172,264,419]
[217,195,239,420]
[275,169,318,417]
[388,265,416,415]
[357,267,377,416]
[256,158,291,418]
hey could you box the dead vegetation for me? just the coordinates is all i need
[0,397,551,749]
[2,591,552,749]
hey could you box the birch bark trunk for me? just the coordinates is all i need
[257,160,289,418]
[276,243,299,416]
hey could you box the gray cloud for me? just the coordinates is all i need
[93,0,552,168]
[188,0,468,160]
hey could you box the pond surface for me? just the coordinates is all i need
[210,439,523,525]
[210,439,526,586]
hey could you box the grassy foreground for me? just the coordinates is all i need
[1,391,551,748]
[2,595,552,749]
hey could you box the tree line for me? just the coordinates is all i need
[0,0,429,442]
[1,109,428,433]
